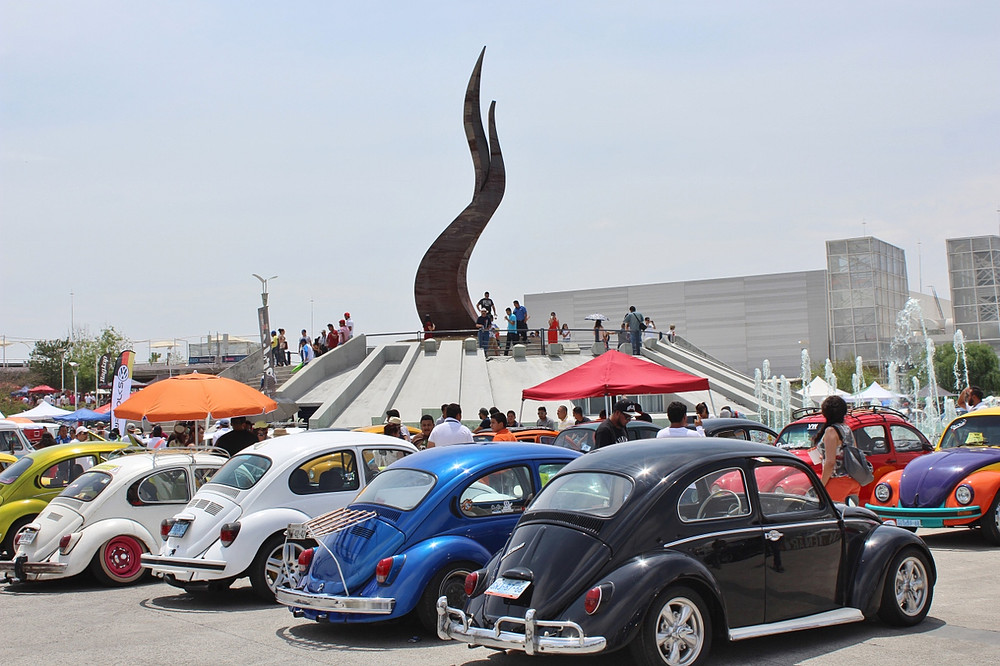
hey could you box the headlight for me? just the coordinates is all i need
[874,482,892,503]
[955,485,973,505]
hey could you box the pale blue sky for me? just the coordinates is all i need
[2,1,998,359]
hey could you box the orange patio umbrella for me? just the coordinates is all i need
[113,373,277,422]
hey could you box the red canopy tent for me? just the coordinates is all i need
[521,350,710,404]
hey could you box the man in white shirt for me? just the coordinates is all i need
[427,403,474,447]
[958,386,987,413]
[657,401,705,438]
[555,405,572,431]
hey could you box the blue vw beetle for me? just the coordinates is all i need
[275,442,579,630]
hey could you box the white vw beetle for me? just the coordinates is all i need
[1,448,228,585]
[141,430,416,600]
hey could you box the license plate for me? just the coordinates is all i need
[485,577,531,599]
[19,529,37,545]
[168,521,191,538]
[895,518,921,527]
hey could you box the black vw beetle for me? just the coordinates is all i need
[438,439,934,665]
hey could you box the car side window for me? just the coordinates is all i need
[459,465,532,517]
[538,463,566,487]
[361,448,409,483]
[292,450,359,495]
[39,455,95,489]
[749,428,776,445]
[677,467,751,522]
[754,464,822,516]
[890,425,928,453]
[713,429,747,440]
[856,426,887,455]
[193,467,216,490]
[136,468,190,503]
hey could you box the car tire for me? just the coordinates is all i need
[630,585,712,666]
[249,534,309,602]
[415,560,477,633]
[1,516,35,560]
[877,547,933,626]
[981,493,1000,546]
[90,535,148,586]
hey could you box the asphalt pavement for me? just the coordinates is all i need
[1,528,996,665]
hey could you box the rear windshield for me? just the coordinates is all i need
[61,471,113,502]
[776,423,819,450]
[551,429,596,453]
[939,415,1000,449]
[353,468,436,511]
[210,454,272,490]
[528,471,633,518]
[0,456,33,485]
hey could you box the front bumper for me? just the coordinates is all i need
[275,587,395,615]
[0,556,67,582]
[436,598,606,656]
[866,504,982,527]
[140,553,228,574]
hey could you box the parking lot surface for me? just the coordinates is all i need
[2,528,997,665]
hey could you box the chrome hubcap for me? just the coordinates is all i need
[893,556,928,616]
[654,597,704,666]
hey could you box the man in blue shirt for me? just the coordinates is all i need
[623,305,644,355]
[513,300,528,343]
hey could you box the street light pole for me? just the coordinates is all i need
[252,274,279,397]
[69,361,79,409]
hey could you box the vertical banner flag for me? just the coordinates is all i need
[110,350,136,433]
[97,354,111,387]
[258,307,277,395]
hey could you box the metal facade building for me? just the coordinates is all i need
[524,270,829,378]
[947,235,1000,353]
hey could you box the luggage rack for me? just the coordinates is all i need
[283,507,377,594]
[105,445,231,467]
[790,405,909,421]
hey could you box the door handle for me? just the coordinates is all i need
[765,530,783,541]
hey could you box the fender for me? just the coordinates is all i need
[848,524,935,617]
[63,518,159,578]
[380,536,493,615]
[0,498,47,541]
[210,507,314,576]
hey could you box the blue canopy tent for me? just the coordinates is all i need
[53,408,112,423]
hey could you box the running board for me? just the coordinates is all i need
[729,608,864,641]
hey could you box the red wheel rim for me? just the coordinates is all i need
[104,536,142,579]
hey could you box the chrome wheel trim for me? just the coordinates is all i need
[654,596,705,666]
[439,567,473,607]
[893,556,928,617]
[264,541,305,592]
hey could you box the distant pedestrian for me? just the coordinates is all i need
[503,307,517,355]
[427,403,473,448]
[423,314,436,339]
[547,313,560,344]
[506,410,520,428]
[623,306,644,355]
[270,330,281,366]
[536,406,556,430]
[560,324,571,342]
[475,407,491,433]
[301,340,315,364]
[490,413,517,441]
[326,323,339,351]
[477,292,497,322]
[657,401,705,438]
[338,320,350,346]
[277,329,289,365]
[572,406,590,425]
[344,313,354,339]
[555,405,572,430]
[476,308,492,357]
[513,300,528,343]
[667,324,676,343]
[436,403,449,425]
[642,318,657,342]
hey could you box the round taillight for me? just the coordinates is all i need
[375,557,393,584]
[220,522,241,547]
[464,571,479,597]
[584,586,603,615]
[298,548,314,572]
[160,519,174,540]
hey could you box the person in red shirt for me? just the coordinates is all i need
[326,323,339,350]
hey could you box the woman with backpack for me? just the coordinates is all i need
[814,395,862,497]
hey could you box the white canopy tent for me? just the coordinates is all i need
[799,376,849,401]
[18,402,74,419]
[849,381,903,404]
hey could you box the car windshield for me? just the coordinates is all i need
[0,456,33,485]
[353,468,436,511]
[528,471,633,518]
[939,415,1000,449]
[61,471,112,502]
[776,423,819,450]
[210,454,272,490]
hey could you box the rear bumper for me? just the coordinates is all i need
[0,556,67,582]
[275,587,395,615]
[140,553,228,573]
[436,598,606,655]
[866,504,982,527]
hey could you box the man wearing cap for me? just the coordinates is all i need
[427,403,473,448]
[385,409,411,441]
[593,400,639,450]
[215,416,258,457]
[70,426,90,443]
[344,313,354,339]
[253,421,270,442]
[212,418,232,445]
[656,401,705,438]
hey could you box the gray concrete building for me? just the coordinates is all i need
[947,235,1000,353]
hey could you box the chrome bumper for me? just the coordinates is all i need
[0,557,67,581]
[436,597,606,655]
[275,587,395,615]
[140,554,227,573]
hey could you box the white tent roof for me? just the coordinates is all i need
[799,376,849,399]
[19,402,74,419]
[856,381,902,401]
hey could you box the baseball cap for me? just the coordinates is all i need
[253,420,269,429]
[387,416,402,425]
[75,426,89,434]
[613,400,641,418]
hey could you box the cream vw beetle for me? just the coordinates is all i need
[141,431,416,600]
[1,448,228,585]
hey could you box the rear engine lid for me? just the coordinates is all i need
[162,489,242,556]
[303,516,404,595]
[19,500,85,558]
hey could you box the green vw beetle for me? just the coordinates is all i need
[0,441,128,558]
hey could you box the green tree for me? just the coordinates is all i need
[932,342,1000,394]
[27,338,71,390]
[28,327,132,392]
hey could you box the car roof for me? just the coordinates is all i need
[702,417,775,431]
[385,442,579,477]
[558,438,797,493]
[947,406,1000,420]
[91,450,227,476]
[23,441,129,465]
[561,421,658,432]
[240,429,417,463]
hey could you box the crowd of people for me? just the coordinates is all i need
[269,313,355,368]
